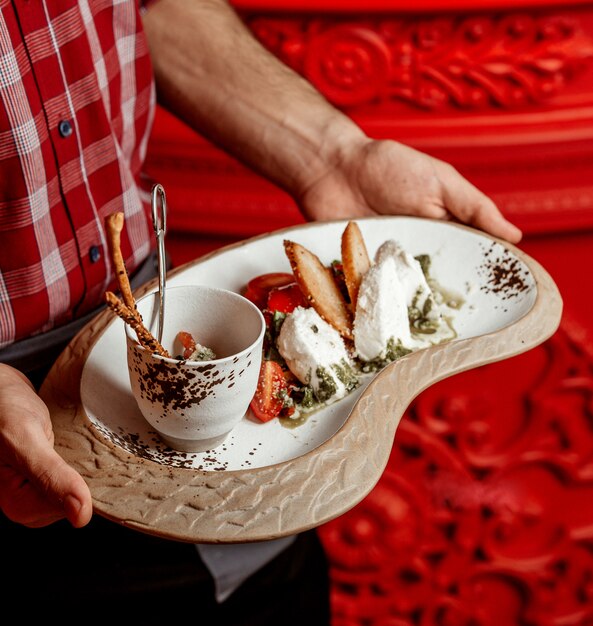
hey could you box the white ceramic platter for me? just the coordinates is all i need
[44,217,562,543]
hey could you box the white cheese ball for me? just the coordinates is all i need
[375,239,437,321]
[277,306,353,401]
[354,254,413,362]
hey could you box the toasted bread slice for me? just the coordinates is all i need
[341,221,371,310]
[284,240,353,339]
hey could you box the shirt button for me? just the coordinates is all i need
[89,245,101,263]
[58,119,73,138]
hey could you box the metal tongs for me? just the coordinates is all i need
[151,183,167,345]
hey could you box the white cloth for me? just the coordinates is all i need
[195,535,297,602]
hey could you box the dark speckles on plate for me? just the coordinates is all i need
[478,242,532,300]
[92,421,232,471]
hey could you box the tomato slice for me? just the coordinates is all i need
[243,273,295,310]
[267,283,307,314]
[250,360,290,422]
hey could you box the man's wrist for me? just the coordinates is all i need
[290,113,368,201]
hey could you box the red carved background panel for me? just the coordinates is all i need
[248,10,593,111]
[144,1,593,623]
[320,325,593,625]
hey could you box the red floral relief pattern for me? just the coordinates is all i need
[318,324,593,626]
[246,12,593,110]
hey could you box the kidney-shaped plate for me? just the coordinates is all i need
[43,217,562,543]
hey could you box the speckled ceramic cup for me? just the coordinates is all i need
[125,285,265,452]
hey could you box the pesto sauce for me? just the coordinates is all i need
[314,366,338,403]
[279,413,311,429]
[298,386,315,409]
[431,282,465,310]
[333,358,359,392]
[410,317,438,334]
[360,337,412,373]
[408,254,462,333]
[441,315,459,340]
[279,387,323,429]
[415,254,431,277]
[193,347,217,361]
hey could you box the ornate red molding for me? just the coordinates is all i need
[247,13,593,111]
[233,0,593,12]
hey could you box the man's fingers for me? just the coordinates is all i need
[26,445,93,528]
[0,443,93,528]
[0,465,59,526]
[0,363,93,529]
[439,166,522,243]
[63,491,92,528]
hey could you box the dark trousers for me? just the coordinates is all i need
[0,252,331,624]
[1,513,330,623]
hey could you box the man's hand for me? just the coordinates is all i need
[298,139,523,244]
[0,364,92,528]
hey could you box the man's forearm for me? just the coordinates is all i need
[142,0,365,200]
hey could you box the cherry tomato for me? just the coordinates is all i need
[176,331,196,359]
[267,283,307,314]
[243,273,295,310]
[250,360,290,422]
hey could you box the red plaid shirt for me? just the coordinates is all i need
[0,0,155,348]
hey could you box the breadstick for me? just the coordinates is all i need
[105,291,170,358]
[105,212,139,317]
